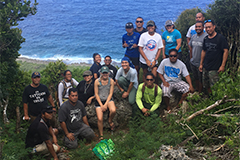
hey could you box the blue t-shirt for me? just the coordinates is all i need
[122,32,140,58]
[162,29,182,55]
[90,62,101,79]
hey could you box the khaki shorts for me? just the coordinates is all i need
[202,69,219,88]
[32,142,58,154]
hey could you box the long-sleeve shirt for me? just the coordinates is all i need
[136,83,162,112]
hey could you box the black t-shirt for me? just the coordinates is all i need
[58,100,87,133]
[76,80,94,106]
[134,28,147,35]
[22,84,50,116]
[102,64,118,80]
[90,62,102,79]
[203,33,229,71]
[25,115,51,148]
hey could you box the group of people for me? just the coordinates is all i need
[23,13,228,159]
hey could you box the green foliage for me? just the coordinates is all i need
[71,66,90,82]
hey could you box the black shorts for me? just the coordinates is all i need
[125,55,139,66]
[140,62,158,69]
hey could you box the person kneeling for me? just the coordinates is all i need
[135,73,162,116]
[94,66,116,140]
[58,88,95,149]
[25,105,60,160]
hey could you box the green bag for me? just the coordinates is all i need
[93,139,115,160]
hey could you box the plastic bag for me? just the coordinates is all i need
[93,139,115,160]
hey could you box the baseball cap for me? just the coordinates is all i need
[100,66,109,73]
[83,70,92,77]
[41,105,55,113]
[32,72,41,78]
[146,20,155,27]
[125,22,134,29]
[165,20,174,26]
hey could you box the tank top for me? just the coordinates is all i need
[98,77,111,101]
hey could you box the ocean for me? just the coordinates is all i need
[18,0,212,64]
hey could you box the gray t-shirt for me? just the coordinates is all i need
[157,58,189,83]
[189,32,208,67]
[115,67,138,89]
[58,100,86,133]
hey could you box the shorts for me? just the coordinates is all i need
[190,63,202,83]
[95,100,113,108]
[202,69,219,88]
[32,141,58,154]
[125,55,139,66]
[140,62,158,69]
[161,81,189,97]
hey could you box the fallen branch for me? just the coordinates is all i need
[205,114,240,117]
[180,123,199,140]
[186,95,228,122]
[214,105,240,114]
[213,144,225,152]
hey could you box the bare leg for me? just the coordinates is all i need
[152,67,158,84]
[107,101,116,130]
[142,68,148,82]
[178,92,189,106]
[163,96,171,111]
[96,108,104,137]
[135,65,139,82]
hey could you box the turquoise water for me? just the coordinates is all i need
[18,0,212,64]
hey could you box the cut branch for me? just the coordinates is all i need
[205,114,240,117]
[186,95,228,122]
[214,105,240,114]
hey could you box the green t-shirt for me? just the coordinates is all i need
[136,83,162,112]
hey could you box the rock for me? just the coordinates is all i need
[169,90,182,108]
[86,86,132,129]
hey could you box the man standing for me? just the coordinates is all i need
[186,12,205,50]
[58,70,78,106]
[122,22,141,74]
[157,49,194,111]
[189,21,207,93]
[199,20,228,93]
[135,73,162,117]
[59,88,95,149]
[115,57,138,105]
[25,105,60,160]
[138,20,163,82]
[90,53,102,80]
[134,17,147,35]
[23,72,55,122]
[102,55,118,81]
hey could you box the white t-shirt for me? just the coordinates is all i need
[138,32,163,64]
[157,58,189,83]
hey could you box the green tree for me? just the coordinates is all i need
[0,0,37,123]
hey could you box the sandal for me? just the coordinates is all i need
[99,135,104,141]
[109,121,115,131]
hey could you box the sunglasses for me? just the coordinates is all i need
[169,55,177,57]
[136,21,143,23]
[146,79,154,81]
[204,19,212,24]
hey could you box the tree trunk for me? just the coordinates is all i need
[2,97,9,124]
[16,106,20,133]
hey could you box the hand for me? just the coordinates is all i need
[132,44,138,48]
[189,85,195,93]
[162,54,166,59]
[151,60,156,68]
[66,133,75,141]
[53,107,56,111]
[199,65,203,72]
[122,92,129,98]
[163,81,169,87]
[146,60,151,67]
[144,112,150,116]
[101,104,107,112]
[24,115,30,121]
[86,98,92,105]
[122,41,129,48]
[218,66,225,73]
[141,108,149,114]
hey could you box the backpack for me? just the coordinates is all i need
[56,79,74,107]
[141,83,158,99]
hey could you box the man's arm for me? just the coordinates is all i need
[187,37,191,50]
[218,48,228,72]
[185,75,194,93]
[23,103,30,120]
[162,40,166,59]
[48,95,56,110]
[60,121,75,141]
[58,83,63,105]
[82,116,90,126]
[139,46,151,66]
[122,82,134,98]
[158,73,169,87]
[199,50,206,72]
[115,80,124,93]
[150,87,162,112]
[152,48,162,67]
[45,139,58,160]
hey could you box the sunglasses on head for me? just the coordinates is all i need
[146,79,154,81]
[169,55,177,57]
[204,19,212,24]
[136,21,143,23]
